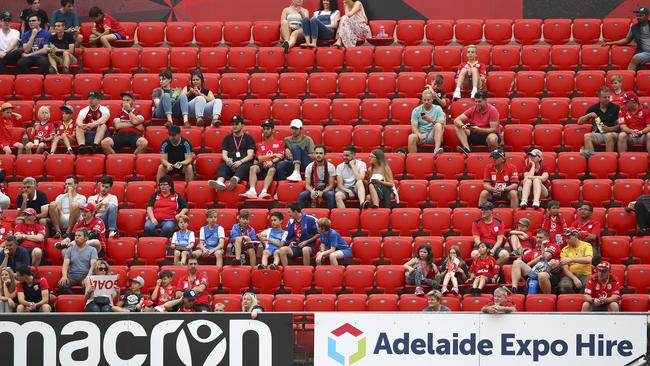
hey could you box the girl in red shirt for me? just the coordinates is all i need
[25,106,55,154]
[468,243,500,295]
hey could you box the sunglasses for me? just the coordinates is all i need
[97,267,107,271]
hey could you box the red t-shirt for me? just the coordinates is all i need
[56,120,76,137]
[154,284,176,306]
[178,306,195,312]
[522,248,542,263]
[513,229,534,250]
[149,192,184,221]
[523,162,551,189]
[96,14,126,37]
[618,107,650,131]
[2,115,17,129]
[541,215,567,246]
[17,277,49,302]
[545,243,562,260]
[472,218,505,245]
[457,61,487,77]
[609,90,624,107]
[570,218,601,244]
[72,217,106,250]
[483,162,519,191]
[485,299,515,308]
[0,222,13,243]
[0,123,13,147]
[462,104,501,132]
[30,121,55,141]
[14,222,46,250]
[256,138,284,160]
[177,273,210,305]
[469,255,499,276]
[114,109,143,135]
[584,274,621,300]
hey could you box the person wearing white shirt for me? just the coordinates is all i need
[0,12,21,73]
[49,176,86,237]
[87,176,119,239]
[335,146,367,208]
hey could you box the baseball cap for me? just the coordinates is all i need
[527,149,542,158]
[620,92,639,104]
[1,102,13,111]
[490,149,505,159]
[0,12,11,22]
[261,119,274,129]
[60,105,73,114]
[517,218,531,227]
[289,119,303,129]
[167,125,181,135]
[479,201,494,211]
[634,7,649,15]
[231,115,244,124]
[81,202,96,212]
[596,261,611,272]
[120,92,135,100]
[23,208,37,216]
[565,227,580,237]
[87,91,102,99]
[131,276,145,286]
[183,289,196,300]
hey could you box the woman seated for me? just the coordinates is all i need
[363,149,396,208]
[301,0,340,47]
[333,0,370,48]
[179,70,222,126]
[519,149,551,209]
[242,292,264,319]
[84,260,119,312]
[280,0,309,52]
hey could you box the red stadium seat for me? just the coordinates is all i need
[586,152,618,179]
[533,124,563,151]
[257,47,285,73]
[525,294,557,312]
[81,48,110,73]
[286,47,315,72]
[227,47,257,73]
[131,73,159,99]
[621,294,650,312]
[373,46,403,72]
[106,237,137,265]
[336,294,368,311]
[185,181,216,208]
[73,73,102,100]
[306,294,336,312]
[195,21,223,47]
[572,19,601,44]
[403,46,433,72]
[425,19,454,45]
[626,265,650,294]
[451,207,480,235]
[0,75,14,100]
[15,154,45,180]
[337,73,366,99]
[368,20,396,46]
[137,22,165,47]
[126,266,159,292]
[251,268,282,294]
[382,236,414,265]
[243,99,272,124]
[331,98,360,125]
[344,47,374,72]
[375,265,406,294]
[397,72,426,98]
[513,19,542,45]
[458,180,483,207]
[359,209,391,236]
[390,98,420,124]
[515,71,545,97]
[309,72,337,98]
[602,18,631,42]
[504,124,533,152]
[556,152,586,179]
[219,73,249,99]
[252,21,280,47]
[105,154,135,181]
[539,97,570,124]
[37,182,64,203]
[221,266,252,294]
[170,47,199,73]
[198,47,228,73]
[551,45,579,70]
[353,125,382,151]
[136,237,167,265]
[607,207,637,236]
[556,294,586,312]
[462,295,492,311]
[582,179,612,207]
[117,209,146,237]
[521,45,550,71]
[618,152,649,179]
[465,153,490,179]
[282,266,314,294]
[613,179,644,207]
[382,125,410,151]
[543,19,572,45]
[396,20,425,46]
[427,179,458,208]
[133,153,161,181]
[580,44,610,70]
[323,125,352,152]
[74,155,105,182]
[330,208,360,237]
[344,265,375,294]
[102,73,131,100]
[546,70,575,98]
[454,19,483,45]
[315,48,344,72]
[486,71,515,97]
[636,70,650,96]
[165,21,194,47]
[611,46,635,70]
[491,45,521,71]
[313,265,345,294]
[367,72,397,98]
[551,179,581,207]
[405,153,435,180]
[278,72,308,99]
[398,294,427,311]
[509,98,539,124]
[276,181,305,205]
[433,46,462,71]
[223,21,252,47]
[56,295,86,312]
[44,154,75,182]
[632,237,650,264]
[422,208,452,235]
[575,71,605,97]
[213,294,241,312]
[43,74,72,100]
[352,238,382,265]
[271,99,300,125]
[14,75,43,100]
[434,153,464,180]
[484,19,513,45]
[600,236,631,264]
[367,294,399,311]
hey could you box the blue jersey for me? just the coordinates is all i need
[264,228,287,249]
[230,224,256,242]
[200,224,225,250]
[172,230,195,249]
[284,213,318,247]
[319,229,350,251]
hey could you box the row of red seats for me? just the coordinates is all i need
[51,292,650,313]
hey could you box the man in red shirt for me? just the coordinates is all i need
[55,203,106,256]
[13,208,45,266]
[471,202,510,265]
[617,92,650,153]
[75,91,110,153]
[242,120,285,199]
[481,287,516,313]
[509,230,559,294]
[582,261,621,312]
[101,92,148,155]
[88,6,126,49]
[479,150,519,209]
[453,90,501,154]
[571,204,601,247]
[175,256,210,312]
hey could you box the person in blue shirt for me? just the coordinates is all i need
[230,211,257,266]
[17,13,50,74]
[50,0,81,46]
[0,236,30,272]
[315,218,351,266]
[257,212,287,270]
[192,209,226,268]
[278,202,319,266]
[171,215,195,265]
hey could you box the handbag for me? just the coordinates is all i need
[93,296,110,306]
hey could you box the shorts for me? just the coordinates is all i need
[169,167,185,175]
[419,130,434,145]
[264,245,280,255]
[113,33,125,40]
[338,248,352,257]
[593,132,618,145]
[51,53,78,65]
[290,245,313,257]
[200,247,223,255]
[60,213,70,229]
[336,187,357,200]
[489,192,510,201]
[254,162,278,177]
[84,130,109,144]
[628,134,647,145]
[635,51,650,63]
[591,303,614,312]
[469,132,501,146]
[112,133,141,150]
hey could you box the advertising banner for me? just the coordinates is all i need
[315,313,647,366]
[0,313,293,366]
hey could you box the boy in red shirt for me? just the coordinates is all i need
[541,200,567,252]
[1,102,22,129]
[582,261,621,312]
[88,6,126,49]
[509,218,533,255]
[453,44,487,99]
[0,103,23,154]
[617,91,650,153]
[468,243,499,295]
[151,270,175,310]
[608,75,625,107]
[51,105,76,154]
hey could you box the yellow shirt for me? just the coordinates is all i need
[560,240,593,276]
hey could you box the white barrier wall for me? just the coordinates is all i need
[314,313,648,366]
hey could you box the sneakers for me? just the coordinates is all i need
[258,191,271,199]
[414,286,425,296]
[286,171,302,182]
[227,177,239,190]
[452,88,461,99]
[241,189,257,199]
[451,287,459,295]
[268,264,277,270]
[54,241,70,250]
[519,200,528,208]
[580,149,596,158]
[456,146,471,156]
[257,264,266,270]
[208,180,226,190]
[532,201,541,209]
[470,87,478,99]
[240,254,247,266]
[108,230,118,239]
[434,147,444,155]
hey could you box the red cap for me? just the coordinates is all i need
[596,261,611,272]
[81,202,96,211]
[620,92,639,104]
[23,208,37,216]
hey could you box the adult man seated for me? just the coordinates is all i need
[209,115,256,191]
[558,228,593,294]
[603,7,650,71]
[13,208,45,267]
[509,230,560,294]
[14,14,50,74]
[47,20,76,74]
[277,119,315,182]
[0,236,30,271]
[156,125,194,183]
[408,90,446,154]
[242,120,284,199]
[58,228,98,294]
[15,177,49,226]
[175,256,210,312]
[15,266,51,313]
[335,146,367,208]
[471,202,510,265]
[49,175,86,237]
[616,92,650,153]
[582,261,621,312]
[571,204,601,248]
[54,203,105,256]
[0,12,20,73]
[453,90,501,154]
[75,91,110,154]
[479,150,519,210]
[298,145,336,209]
[50,0,82,46]
[278,203,319,266]
[101,92,148,155]
[578,87,620,157]
[87,176,119,239]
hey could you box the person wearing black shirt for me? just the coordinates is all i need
[15,177,49,226]
[0,236,30,272]
[157,125,194,183]
[578,87,621,157]
[209,116,256,191]
[47,20,76,74]
[19,0,49,34]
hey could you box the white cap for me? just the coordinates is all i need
[289,119,303,129]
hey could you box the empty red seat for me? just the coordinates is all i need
[515,71,545,97]
[278,72,308,99]
[43,74,72,100]
[504,124,533,152]
[509,97,539,124]
[556,152,586,179]
[582,179,612,206]
[344,47,374,72]
[403,46,433,72]
[572,19,601,44]
[405,153,435,179]
[433,46,462,71]
[425,19,454,45]
[315,47,344,72]
[221,266,252,294]
[105,154,135,181]
[81,48,110,73]
[14,75,43,100]
[287,47,315,72]
[198,47,228,73]
[137,22,165,47]
[486,71,515,97]
[545,70,575,98]
[223,21,252,47]
[602,18,631,42]
[491,45,520,71]
[550,179,581,207]
[533,124,563,151]
[135,237,167,265]
[15,154,45,180]
[390,98,420,124]
[613,179,644,207]
[338,72,367,99]
[607,207,637,236]
[396,20,425,46]
[484,19,513,45]
[580,44,610,70]
[243,99,272,124]
[228,47,257,73]
[313,265,344,294]
[331,98,361,125]
[382,125,410,151]
[397,72,426,98]
[626,265,650,294]
[271,99,301,125]
[359,208,390,236]
[618,152,649,179]
[106,237,137,265]
[621,294,650,312]
[513,19,542,45]
[600,236,631,264]
[525,294,557,312]
[0,75,14,100]
[458,180,483,207]
[543,19,572,44]
[164,21,194,47]
[352,238,381,265]
[586,152,618,179]
[131,73,160,99]
[170,47,199,73]
[551,45,579,70]
[451,207,481,235]
[56,294,86,312]
[309,72,337,98]
[454,19,483,45]
[611,46,635,70]
[422,207,452,235]
[45,154,75,181]
[575,71,605,97]
[540,97,570,124]
[330,208,360,237]
[301,98,331,125]
[108,49,139,74]
[375,265,406,294]
[462,295,492,311]
[521,45,550,70]
[220,73,249,99]
[367,72,397,98]
[336,294,368,311]
[194,21,223,46]
[373,46,403,72]
[252,20,280,47]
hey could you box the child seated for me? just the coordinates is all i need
[230,211,257,266]
[112,276,144,312]
[171,215,195,265]
[192,209,226,267]
[257,212,286,270]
